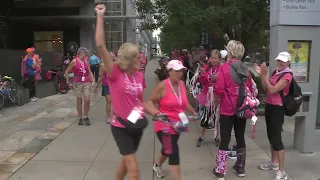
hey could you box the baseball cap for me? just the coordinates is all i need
[275,52,291,62]
[167,60,186,70]
[220,50,227,58]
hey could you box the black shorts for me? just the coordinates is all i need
[156,132,180,165]
[111,125,143,155]
[101,85,110,96]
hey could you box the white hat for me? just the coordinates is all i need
[220,50,227,58]
[275,52,291,62]
[166,60,186,70]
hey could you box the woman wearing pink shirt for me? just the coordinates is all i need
[196,49,221,147]
[65,47,95,126]
[212,40,254,180]
[255,52,292,180]
[144,60,197,179]
[95,4,148,180]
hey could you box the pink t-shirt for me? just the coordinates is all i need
[72,58,91,83]
[108,64,145,128]
[154,79,188,134]
[265,72,292,106]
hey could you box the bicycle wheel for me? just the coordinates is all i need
[54,76,69,94]
[0,93,4,110]
[9,81,23,106]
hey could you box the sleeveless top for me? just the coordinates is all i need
[72,58,91,83]
[154,79,188,134]
[102,71,108,85]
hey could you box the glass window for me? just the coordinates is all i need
[34,31,64,54]
[107,41,122,51]
[106,22,122,32]
[34,31,63,41]
[106,32,122,42]
[34,41,63,53]
[107,2,122,15]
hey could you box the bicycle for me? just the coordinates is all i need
[0,76,24,110]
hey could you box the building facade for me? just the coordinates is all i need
[1,0,153,57]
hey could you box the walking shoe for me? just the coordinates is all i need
[78,118,84,125]
[84,117,91,126]
[259,161,280,171]
[196,137,204,147]
[106,118,111,124]
[227,145,237,160]
[212,169,225,180]
[274,170,288,180]
[153,164,165,178]
[232,148,246,177]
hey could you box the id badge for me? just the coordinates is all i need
[251,115,258,125]
[81,76,85,82]
[127,107,142,124]
[178,112,189,125]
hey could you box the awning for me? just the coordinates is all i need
[9,15,141,21]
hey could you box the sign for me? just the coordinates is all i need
[270,0,320,26]
[200,30,209,46]
[67,41,78,53]
[287,40,311,82]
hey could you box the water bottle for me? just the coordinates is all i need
[162,128,172,155]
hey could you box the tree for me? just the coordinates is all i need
[136,0,270,54]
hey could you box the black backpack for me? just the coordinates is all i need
[273,71,303,116]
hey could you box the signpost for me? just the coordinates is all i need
[270,0,320,153]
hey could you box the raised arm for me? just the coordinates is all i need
[95,4,114,74]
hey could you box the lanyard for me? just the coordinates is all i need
[124,73,138,97]
[168,80,182,106]
[79,60,86,76]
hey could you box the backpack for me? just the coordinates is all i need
[226,65,259,119]
[273,71,303,116]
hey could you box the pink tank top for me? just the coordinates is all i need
[102,72,108,85]
[154,79,188,134]
[72,58,91,83]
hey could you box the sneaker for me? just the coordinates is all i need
[274,170,288,180]
[153,164,165,178]
[259,161,280,171]
[30,97,36,102]
[78,118,84,125]
[228,151,237,160]
[196,137,204,147]
[212,169,225,180]
[106,118,111,124]
[84,117,91,126]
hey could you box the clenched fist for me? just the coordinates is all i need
[95,4,106,15]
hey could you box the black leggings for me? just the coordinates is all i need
[90,64,100,82]
[219,115,247,151]
[156,132,180,165]
[265,104,285,151]
[26,75,36,98]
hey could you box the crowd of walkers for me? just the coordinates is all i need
[59,4,296,180]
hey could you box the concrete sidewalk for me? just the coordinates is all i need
[2,60,320,180]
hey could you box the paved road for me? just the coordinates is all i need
[0,60,319,180]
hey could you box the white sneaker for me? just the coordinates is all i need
[274,170,288,180]
[153,164,165,178]
[30,97,36,102]
[259,161,279,171]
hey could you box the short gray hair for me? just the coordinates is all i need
[226,40,245,59]
[77,47,89,54]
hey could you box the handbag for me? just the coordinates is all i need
[115,115,149,133]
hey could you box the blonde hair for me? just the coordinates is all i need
[211,49,221,58]
[116,43,140,70]
[226,40,245,59]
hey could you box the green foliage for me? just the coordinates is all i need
[136,0,270,53]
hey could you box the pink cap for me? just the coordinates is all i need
[166,60,186,70]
